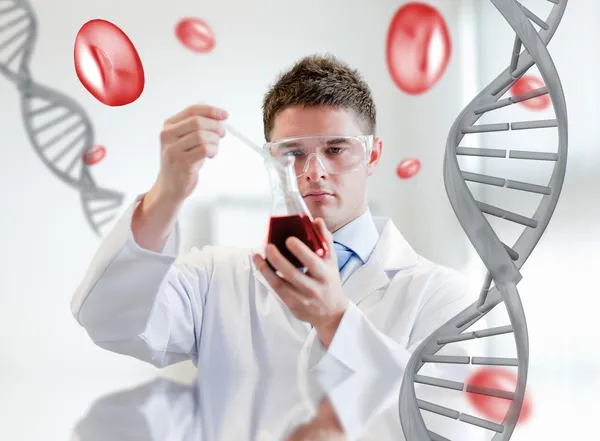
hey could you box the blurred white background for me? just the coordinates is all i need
[0,0,597,440]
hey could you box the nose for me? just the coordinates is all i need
[302,153,327,181]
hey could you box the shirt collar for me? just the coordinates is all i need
[331,208,379,263]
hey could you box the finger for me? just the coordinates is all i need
[171,129,221,154]
[185,144,217,165]
[265,244,319,296]
[162,116,225,143]
[252,253,314,307]
[164,104,228,126]
[252,253,289,293]
[285,237,329,281]
[314,218,336,264]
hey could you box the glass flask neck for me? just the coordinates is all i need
[267,156,312,219]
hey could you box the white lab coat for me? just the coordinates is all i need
[71,194,475,376]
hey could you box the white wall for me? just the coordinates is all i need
[0,0,475,383]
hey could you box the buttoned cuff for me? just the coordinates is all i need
[325,371,403,440]
[314,301,410,375]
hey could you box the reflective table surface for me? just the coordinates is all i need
[2,360,596,441]
[3,367,408,441]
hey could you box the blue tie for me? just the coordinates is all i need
[333,242,354,273]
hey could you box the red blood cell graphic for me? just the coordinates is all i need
[82,145,106,165]
[466,367,533,424]
[175,18,216,53]
[386,3,451,95]
[396,158,421,179]
[511,75,551,111]
[74,19,145,107]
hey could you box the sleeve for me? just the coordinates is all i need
[322,371,404,440]
[314,271,474,375]
[70,194,212,368]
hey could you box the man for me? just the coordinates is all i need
[70,54,473,375]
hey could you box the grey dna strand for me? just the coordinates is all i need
[0,0,125,236]
[399,1,568,441]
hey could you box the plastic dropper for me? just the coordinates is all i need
[222,122,277,166]
[195,102,282,169]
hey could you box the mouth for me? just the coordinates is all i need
[303,190,333,196]
[303,192,334,201]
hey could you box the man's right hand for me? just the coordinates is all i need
[155,104,229,202]
[131,104,228,252]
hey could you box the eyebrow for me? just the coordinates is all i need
[324,138,348,145]
[278,137,349,150]
[278,141,302,149]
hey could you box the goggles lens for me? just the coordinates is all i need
[266,135,373,176]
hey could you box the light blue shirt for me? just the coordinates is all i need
[332,208,380,274]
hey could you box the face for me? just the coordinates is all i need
[270,106,383,232]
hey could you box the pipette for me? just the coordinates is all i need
[222,122,277,166]
[195,102,282,168]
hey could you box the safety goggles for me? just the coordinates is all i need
[264,134,374,177]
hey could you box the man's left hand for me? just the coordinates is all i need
[252,217,348,346]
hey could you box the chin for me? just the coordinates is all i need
[306,203,323,214]
[306,202,326,218]
[305,196,340,220]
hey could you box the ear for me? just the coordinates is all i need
[367,137,383,176]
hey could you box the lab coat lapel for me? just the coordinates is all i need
[339,250,388,305]
[341,218,418,305]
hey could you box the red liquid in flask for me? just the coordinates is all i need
[266,214,328,269]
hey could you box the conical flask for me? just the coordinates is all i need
[265,155,328,271]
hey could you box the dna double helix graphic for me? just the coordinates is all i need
[0,0,124,236]
[399,0,568,440]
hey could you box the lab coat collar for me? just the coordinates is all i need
[252,216,418,305]
[371,216,419,270]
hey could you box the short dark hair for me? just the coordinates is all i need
[262,53,376,141]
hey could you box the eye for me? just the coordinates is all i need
[326,147,345,154]
[284,149,303,157]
